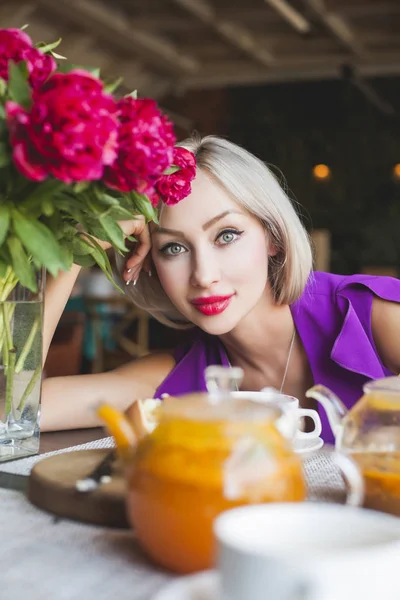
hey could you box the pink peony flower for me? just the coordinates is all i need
[0,29,32,81]
[156,147,196,205]
[0,28,55,88]
[6,70,119,183]
[146,186,161,208]
[104,97,176,192]
[22,47,56,89]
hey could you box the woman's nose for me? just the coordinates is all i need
[190,250,220,289]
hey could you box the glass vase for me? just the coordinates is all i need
[0,268,44,461]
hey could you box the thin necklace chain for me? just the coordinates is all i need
[279,329,296,393]
[229,329,297,393]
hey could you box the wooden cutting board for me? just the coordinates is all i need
[28,449,129,529]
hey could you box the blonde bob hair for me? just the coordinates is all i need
[118,135,313,328]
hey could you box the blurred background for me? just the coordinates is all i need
[3,0,400,374]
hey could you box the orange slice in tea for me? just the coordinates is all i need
[96,403,137,460]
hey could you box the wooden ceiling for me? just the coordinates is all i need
[2,0,400,100]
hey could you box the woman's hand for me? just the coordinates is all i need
[118,217,151,285]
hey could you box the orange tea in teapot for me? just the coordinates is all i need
[351,453,400,517]
[127,395,305,574]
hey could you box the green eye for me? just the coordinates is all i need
[217,229,243,245]
[163,243,184,255]
[221,232,235,243]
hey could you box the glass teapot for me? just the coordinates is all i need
[100,366,306,574]
[307,377,400,517]
[126,366,306,574]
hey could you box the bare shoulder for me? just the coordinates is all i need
[112,352,176,398]
[371,296,400,374]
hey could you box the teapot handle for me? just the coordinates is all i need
[320,448,365,506]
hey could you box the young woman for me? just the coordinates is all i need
[41,136,400,443]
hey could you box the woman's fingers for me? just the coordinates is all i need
[123,219,152,284]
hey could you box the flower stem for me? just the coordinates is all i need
[5,349,16,417]
[17,363,41,413]
[0,303,15,357]
[15,316,40,374]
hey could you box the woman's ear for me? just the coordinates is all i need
[268,243,279,257]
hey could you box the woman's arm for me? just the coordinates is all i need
[371,296,400,374]
[41,352,176,431]
[43,264,82,363]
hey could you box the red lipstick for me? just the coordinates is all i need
[191,295,233,316]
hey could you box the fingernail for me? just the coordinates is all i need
[148,270,152,278]
[133,279,137,286]
[125,279,131,286]
[127,268,132,274]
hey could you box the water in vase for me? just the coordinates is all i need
[0,300,42,461]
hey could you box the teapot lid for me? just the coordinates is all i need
[160,365,280,423]
[364,376,400,394]
[160,393,280,423]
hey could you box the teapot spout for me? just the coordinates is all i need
[306,385,348,439]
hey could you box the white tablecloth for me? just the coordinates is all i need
[0,441,345,600]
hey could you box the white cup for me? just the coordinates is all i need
[215,503,400,600]
[231,390,322,443]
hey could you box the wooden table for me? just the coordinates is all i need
[39,427,106,454]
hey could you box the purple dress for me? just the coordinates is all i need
[156,272,400,444]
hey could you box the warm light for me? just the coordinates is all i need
[393,164,400,180]
[313,164,331,180]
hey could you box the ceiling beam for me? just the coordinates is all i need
[172,0,275,67]
[264,0,312,34]
[36,0,200,75]
[302,0,366,56]
[183,53,400,89]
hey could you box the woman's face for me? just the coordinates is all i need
[151,170,273,335]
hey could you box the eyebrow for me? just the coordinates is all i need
[153,210,243,236]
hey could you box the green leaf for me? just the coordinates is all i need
[12,211,68,276]
[125,90,137,99]
[163,165,180,175]
[107,205,138,220]
[0,258,8,278]
[20,24,29,31]
[41,198,55,216]
[80,236,122,293]
[0,205,10,246]
[8,61,32,109]
[7,236,37,292]
[0,102,5,118]
[130,192,158,223]
[60,245,73,270]
[51,51,67,60]
[73,181,90,194]
[20,179,66,209]
[0,142,11,168]
[72,235,94,256]
[98,215,127,252]
[36,38,62,54]
[104,77,123,94]
[94,192,119,207]
[72,254,95,268]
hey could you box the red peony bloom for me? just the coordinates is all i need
[0,29,32,81]
[146,186,161,208]
[22,47,56,89]
[156,147,196,205]
[6,70,119,183]
[0,28,55,88]
[104,97,176,193]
